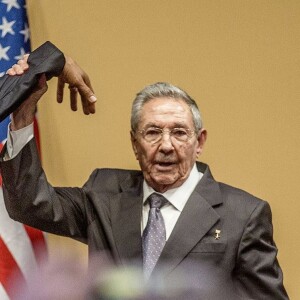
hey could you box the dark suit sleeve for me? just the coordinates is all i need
[0,41,65,122]
[235,201,289,299]
[0,138,89,243]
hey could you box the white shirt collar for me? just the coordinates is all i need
[143,164,203,211]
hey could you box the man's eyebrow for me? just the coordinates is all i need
[144,122,158,128]
[172,122,188,128]
[143,122,188,129]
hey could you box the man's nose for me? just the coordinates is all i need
[159,132,174,152]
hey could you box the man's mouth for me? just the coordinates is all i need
[155,161,176,170]
[158,162,174,167]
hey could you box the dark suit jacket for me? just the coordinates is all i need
[0,139,288,299]
[0,41,65,122]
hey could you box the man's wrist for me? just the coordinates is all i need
[10,116,35,131]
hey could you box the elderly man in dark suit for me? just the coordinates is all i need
[0,42,289,299]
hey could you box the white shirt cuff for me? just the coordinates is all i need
[4,122,34,160]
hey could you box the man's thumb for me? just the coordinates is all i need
[79,85,97,103]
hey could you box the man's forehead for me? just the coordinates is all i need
[141,97,190,112]
[139,98,193,126]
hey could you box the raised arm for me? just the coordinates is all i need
[5,42,97,130]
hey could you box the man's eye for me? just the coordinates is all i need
[172,129,188,137]
[145,129,161,137]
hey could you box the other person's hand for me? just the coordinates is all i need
[57,56,97,115]
[6,54,97,130]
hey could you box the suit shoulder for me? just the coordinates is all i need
[83,168,142,193]
[218,181,268,213]
[89,168,142,179]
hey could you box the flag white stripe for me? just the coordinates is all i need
[0,283,10,300]
[0,193,38,280]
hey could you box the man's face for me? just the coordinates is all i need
[131,97,207,193]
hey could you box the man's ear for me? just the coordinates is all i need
[196,128,207,157]
[130,131,139,159]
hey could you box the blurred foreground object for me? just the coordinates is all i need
[13,252,229,300]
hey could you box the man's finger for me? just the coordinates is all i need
[9,64,24,75]
[81,98,91,115]
[88,102,96,114]
[69,86,78,111]
[6,54,30,76]
[17,59,29,71]
[82,74,94,93]
[77,84,97,114]
[23,53,29,62]
[57,77,65,103]
[78,83,97,104]
[6,68,16,75]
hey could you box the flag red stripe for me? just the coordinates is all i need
[0,142,3,185]
[0,237,26,298]
[24,225,47,263]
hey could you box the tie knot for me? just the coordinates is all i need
[148,193,167,209]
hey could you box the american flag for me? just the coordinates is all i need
[0,1,47,299]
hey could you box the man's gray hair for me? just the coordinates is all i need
[131,82,203,132]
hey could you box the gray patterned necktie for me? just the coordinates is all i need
[142,193,167,279]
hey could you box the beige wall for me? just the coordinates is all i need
[27,0,299,297]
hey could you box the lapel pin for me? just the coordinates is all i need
[214,229,221,240]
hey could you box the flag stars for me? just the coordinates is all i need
[20,22,30,42]
[14,47,26,60]
[1,0,20,12]
[0,44,10,61]
[0,17,15,37]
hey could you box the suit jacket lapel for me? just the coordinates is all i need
[111,172,144,266]
[153,162,223,276]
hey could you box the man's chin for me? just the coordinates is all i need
[149,173,180,189]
